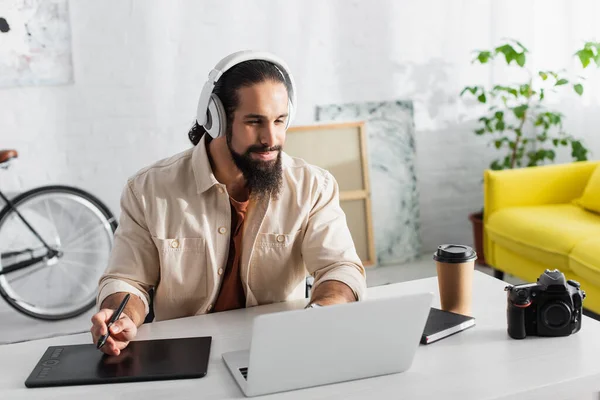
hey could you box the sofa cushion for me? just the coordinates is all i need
[574,164,600,214]
[570,238,600,287]
[486,204,600,271]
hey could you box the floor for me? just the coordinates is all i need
[365,255,524,287]
[0,254,524,345]
[0,294,95,345]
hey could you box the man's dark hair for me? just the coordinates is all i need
[188,60,291,145]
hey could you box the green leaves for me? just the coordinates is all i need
[571,140,589,161]
[494,111,505,131]
[513,104,528,120]
[494,42,528,67]
[555,78,569,86]
[490,155,514,170]
[552,138,569,147]
[576,49,593,68]
[575,42,600,68]
[534,112,563,129]
[490,160,504,171]
[475,51,493,64]
[460,85,487,103]
[492,85,519,98]
[587,42,600,65]
[474,108,506,136]
[527,149,556,167]
[460,86,479,96]
[538,72,571,90]
[478,116,491,133]
[519,84,534,97]
[539,70,558,81]
[513,40,529,52]
[493,137,515,150]
[464,39,593,172]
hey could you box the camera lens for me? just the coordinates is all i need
[541,301,571,329]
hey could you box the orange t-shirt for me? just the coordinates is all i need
[212,197,249,312]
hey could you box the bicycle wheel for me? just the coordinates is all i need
[0,185,117,320]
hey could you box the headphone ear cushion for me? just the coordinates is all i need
[285,99,294,129]
[205,94,227,139]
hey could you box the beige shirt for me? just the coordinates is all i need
[97,135,367,321]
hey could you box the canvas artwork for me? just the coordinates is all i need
[0,0,73,87]
[286,122,376,266]
[316,100,421,266]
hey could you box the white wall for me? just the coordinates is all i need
[1,0,599,256]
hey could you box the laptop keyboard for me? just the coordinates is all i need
[239,367,248,380]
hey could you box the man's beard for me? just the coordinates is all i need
[227,139,283,200]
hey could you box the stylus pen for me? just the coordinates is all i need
[96,293,130,349]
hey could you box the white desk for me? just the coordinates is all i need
[1,271,599,400]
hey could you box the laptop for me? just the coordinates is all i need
[222,292,433,397]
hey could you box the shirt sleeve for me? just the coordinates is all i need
[301,171,367,300]
[97,180,160,315]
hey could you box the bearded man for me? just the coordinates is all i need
[90,51,366,356]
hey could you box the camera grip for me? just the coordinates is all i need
[507,303,527,339]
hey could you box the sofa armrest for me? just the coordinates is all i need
[484,161,600,222]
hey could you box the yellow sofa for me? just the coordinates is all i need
[484,161,600,315]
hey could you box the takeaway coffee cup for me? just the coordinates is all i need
[433,244,478,316]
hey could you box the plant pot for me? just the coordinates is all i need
[468,211,487,266]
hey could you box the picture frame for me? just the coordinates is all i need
[286,122,376,266]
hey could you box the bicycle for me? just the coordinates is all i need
[0,149,118,320]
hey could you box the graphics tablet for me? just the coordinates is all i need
[25,336,212,388]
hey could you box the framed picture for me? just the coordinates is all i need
[316,100,421,266]
[286,122,376,266]
[0,0,73,88]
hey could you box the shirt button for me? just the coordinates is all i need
[218,226,227,234]
[171,240,180,248]
[217,187,225,194]
[218,268,224,276]
[207,304,213,312]
[276,235,285,243]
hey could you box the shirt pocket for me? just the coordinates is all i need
[152,237,208,299]
[251,231,304,295]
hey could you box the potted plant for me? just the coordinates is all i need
[461,40,600,265]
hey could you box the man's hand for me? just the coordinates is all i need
[90,292,146,355]
[90,309,137,356]
[309,280,357,306]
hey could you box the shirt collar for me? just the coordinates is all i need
[191,134,220,194]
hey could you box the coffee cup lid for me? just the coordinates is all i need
[433,244,477,264]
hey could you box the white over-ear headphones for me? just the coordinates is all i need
[196,50,297,139]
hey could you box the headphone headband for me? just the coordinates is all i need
[196,50,296,131]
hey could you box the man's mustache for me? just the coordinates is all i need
[246,145,282,154]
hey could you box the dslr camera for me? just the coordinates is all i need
[505,269,585,339]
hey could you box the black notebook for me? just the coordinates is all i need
[25,336,212,388]
[421,308,475,344]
